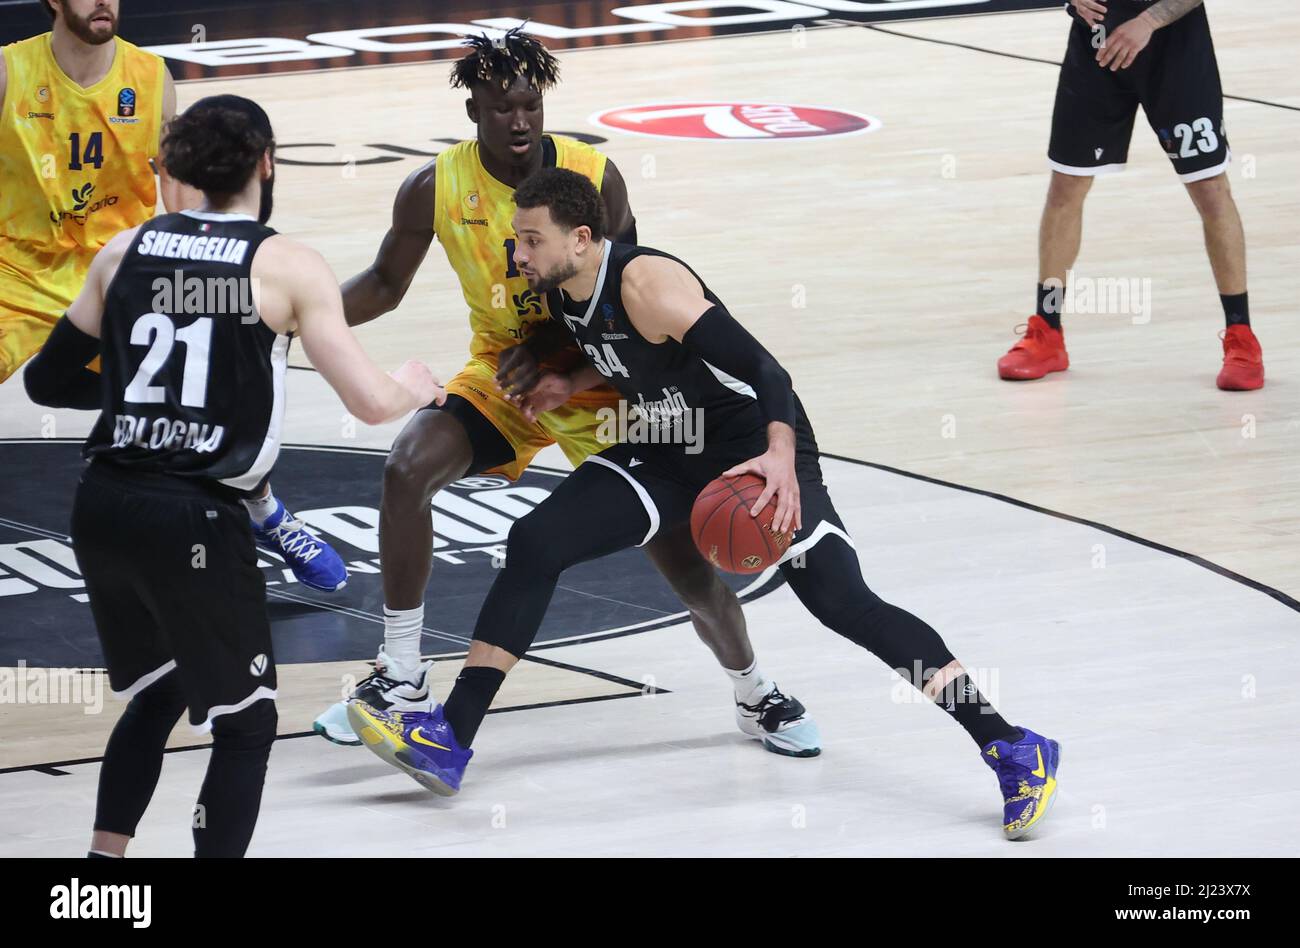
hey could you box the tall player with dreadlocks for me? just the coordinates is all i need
[311,29,821,757]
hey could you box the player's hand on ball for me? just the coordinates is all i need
[511,371,572,423]
[495,344,541,398]
[1070,0,1106,28]
[391,360,445,407]
[1097,12,1154,71]
[722,448,801,537]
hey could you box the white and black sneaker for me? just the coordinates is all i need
[312,647,431,746]
[735,684,822,758]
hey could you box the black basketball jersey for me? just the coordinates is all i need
[548,241,771,443]
[83,209,289,494]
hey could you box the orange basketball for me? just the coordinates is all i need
[690,473,793,575]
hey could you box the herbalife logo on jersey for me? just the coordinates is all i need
[596,390,704,454]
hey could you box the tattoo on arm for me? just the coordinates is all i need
[1144,0,1204,28]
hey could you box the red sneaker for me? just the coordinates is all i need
[1216,325,1264,391]
[997,316,1069,381]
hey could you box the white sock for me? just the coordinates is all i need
[383,605,424,680]
[725,659,773,706]
[242,491,280,528]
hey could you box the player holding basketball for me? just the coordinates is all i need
[23,95,441,856]
[351,168,1062,840]
[997,0,1263,390]
[311,29,821,758]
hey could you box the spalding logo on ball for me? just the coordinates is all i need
[691,473,793,575]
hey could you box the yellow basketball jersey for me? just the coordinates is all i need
[0,33,164,307]
[433,135,607,378]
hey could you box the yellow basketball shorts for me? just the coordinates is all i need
[0,267,99,383]
[443,358,623,482]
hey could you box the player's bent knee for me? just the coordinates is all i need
[503,514,565,577]
[1046,171,1093,208]
[1186,174,1234,217]
[383,438,462,506]
[210,698,277,752]
[128,671,188,718]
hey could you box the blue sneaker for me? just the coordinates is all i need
[347,701,473,796]
[252,500,347,592]
[982,726,1061,840]
[735,684,822,758]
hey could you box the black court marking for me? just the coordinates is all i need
[3,443,1294,776]
[0,439,777,667]
[820,452,1300,615]
[844,20,1300,114]
[0,657,666,777]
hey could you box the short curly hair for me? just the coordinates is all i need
[450,26,560,94]
[513,168,605,241]
[161,96,275,196]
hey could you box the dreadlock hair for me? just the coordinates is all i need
[449,26,560,94]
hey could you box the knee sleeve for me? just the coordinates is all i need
[210,698,277,752]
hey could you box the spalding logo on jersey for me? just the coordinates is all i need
[590,103,881,141]
[0,442,775,670]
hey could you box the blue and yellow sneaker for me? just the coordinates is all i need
[252,500,348,593]
[982,726,1061,840]
[346,701,472,796]
[735,684,822,758]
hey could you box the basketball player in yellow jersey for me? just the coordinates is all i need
[1,1,350,593]
[0,0,179,385]
[313,29,822,758]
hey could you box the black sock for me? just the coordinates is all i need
[87,851,119,858]
[934,674,1022,749]
[1220,292,1249,328]
[1036,283,1063,331]
[443,666,506,748]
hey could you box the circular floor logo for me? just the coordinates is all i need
[589,102,880,141]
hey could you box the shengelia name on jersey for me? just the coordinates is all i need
[137,228,252,265]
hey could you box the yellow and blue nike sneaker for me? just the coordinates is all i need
[346,701,472,796]
[982,727,1060,840]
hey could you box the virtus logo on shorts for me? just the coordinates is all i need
[590,103,880,141]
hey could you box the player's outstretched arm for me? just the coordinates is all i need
[267,238,444,424]
[341,160,436,327]
[23,228,139,409]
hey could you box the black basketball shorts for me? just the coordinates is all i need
[70,460,277,732]
[1048,6,1230,183]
